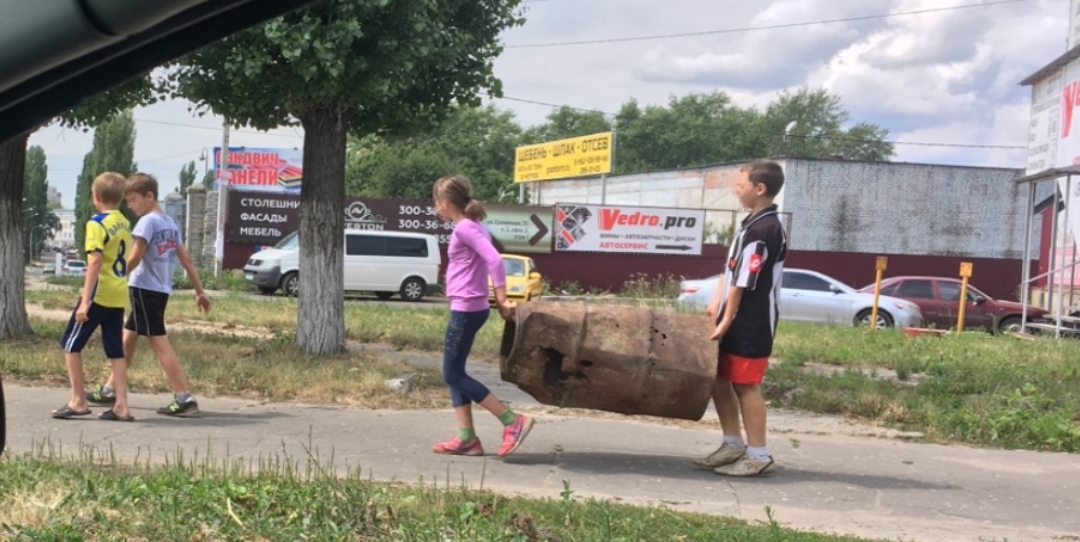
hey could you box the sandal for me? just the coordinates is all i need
[52,404,92,419]
[98,409,135,422]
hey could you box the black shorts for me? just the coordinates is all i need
[60,302,125,359]
[125,287,170,336]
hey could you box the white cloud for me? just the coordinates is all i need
[892,101,1030,166]
[28,0,1074,208]
[634,0,878,89]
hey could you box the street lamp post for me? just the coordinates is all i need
[29,225,38,263]
[22,210,45,263]
[199,147,210,185]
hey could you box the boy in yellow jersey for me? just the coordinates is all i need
[52,172,134,422]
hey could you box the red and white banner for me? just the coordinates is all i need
[214,147,303,193]
[554,203,704,254]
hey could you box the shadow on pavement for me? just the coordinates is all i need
[505,450,959,491]
[127,409,293,427]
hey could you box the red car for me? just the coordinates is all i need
[859,276,1048,333]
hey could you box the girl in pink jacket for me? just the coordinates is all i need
[431,174,534,457]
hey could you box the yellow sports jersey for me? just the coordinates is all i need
[85,210,132,308]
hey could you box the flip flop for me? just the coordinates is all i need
[52,404,92,419]
[98,409,135,422]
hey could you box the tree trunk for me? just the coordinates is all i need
[296,107,347,356]
[0,133,33,340]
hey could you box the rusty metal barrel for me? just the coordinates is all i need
[499,301,717,420]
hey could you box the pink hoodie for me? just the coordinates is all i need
[445,219,506,312]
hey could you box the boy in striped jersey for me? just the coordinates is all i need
[694,160,787,476]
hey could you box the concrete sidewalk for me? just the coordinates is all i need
[4,382,1078,542]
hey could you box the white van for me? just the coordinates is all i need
[243,229,441,301]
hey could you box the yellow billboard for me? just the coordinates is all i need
[514,132,613,183]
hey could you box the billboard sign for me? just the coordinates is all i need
[514,132,612,183]
[215,147,303,192]
[554,203,704,255]
[485,204,553,253]
[1055,58,1080,248]
[1027,72,1062,174]
[226,192,553,253]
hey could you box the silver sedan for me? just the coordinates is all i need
[676,268,923,329]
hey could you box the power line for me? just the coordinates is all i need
[133,117,303,139]
[139,148,207,164]
[50,148,206,172]
[496,96,1028,150]
[506,0,1026,49]
[500,96,612,116]
[48,119,297,172]
[51,146,210,172]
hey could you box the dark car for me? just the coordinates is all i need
[859,276,1049,333]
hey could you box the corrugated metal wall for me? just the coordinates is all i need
[533,158,1050,259]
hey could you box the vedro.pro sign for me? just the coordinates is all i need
[554,203,705,255]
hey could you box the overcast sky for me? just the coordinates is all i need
[29,0,1068,208]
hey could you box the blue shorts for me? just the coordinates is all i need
[59,302,125,359]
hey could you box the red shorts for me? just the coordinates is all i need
[718,352,768,385]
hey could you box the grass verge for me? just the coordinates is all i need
[0,447,877,542]
[45,268,256,292]
[25,288,503,359]
[769,325,1080,452]
[20,287,1080,452]
[1,318,446,409]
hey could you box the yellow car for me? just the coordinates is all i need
[489,254,543,304]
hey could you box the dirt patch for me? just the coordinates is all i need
[26,303,274,339]
[798,361,927,388]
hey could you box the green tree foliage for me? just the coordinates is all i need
[178,160,198,198]
[349,88,894,199]
[346,105,523,201]
[57,76,160,129]
[74,111,138,252]
[171,0,525,355]
[521,106,612,144]
[763,87,894,161]
[22,146,59,261]
[614,92,770,173]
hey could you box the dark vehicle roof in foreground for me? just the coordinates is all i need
[0,0,321,144]
[0,0,322,457]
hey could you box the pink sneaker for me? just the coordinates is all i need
[498,414,535,457]
[433,437,484,456]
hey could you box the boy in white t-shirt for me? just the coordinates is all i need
[86,173,211,416]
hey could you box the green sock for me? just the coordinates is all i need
[458,427,476,442]
[497,409,518,426]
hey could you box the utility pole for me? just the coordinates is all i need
[215,124,230,277]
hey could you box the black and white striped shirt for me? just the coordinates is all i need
[716,204,787,358]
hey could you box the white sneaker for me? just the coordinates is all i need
[713,454,776,476]
[692,443,746,468]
